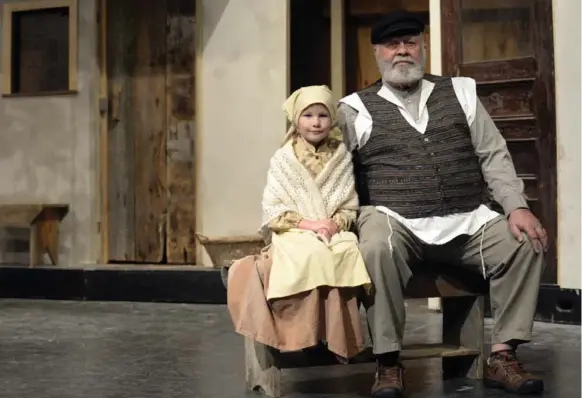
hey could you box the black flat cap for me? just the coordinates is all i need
[370,10,425,44]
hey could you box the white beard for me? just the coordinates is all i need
[377,55,426,87]
[383,63,424,86]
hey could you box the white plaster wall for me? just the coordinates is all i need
[429,0,442,76]
[553,0,581,289]
[196,0,289,245]
[0,0,99,266]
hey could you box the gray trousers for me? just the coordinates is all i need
[356,206,545,354]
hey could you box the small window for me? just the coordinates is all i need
[1,0,78,96]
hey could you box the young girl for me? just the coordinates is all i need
[227,85,371,360]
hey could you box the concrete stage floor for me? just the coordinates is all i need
[0,299,579,398]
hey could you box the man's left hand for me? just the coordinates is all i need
[508,208,548,253]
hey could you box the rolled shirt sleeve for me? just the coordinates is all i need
[470,99,529,215]
[267,211,302,233]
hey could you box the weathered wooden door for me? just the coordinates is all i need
[441,0,557,283]
[102,0,196,264]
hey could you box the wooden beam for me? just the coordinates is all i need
[194,0,205,265]
[98,0,109,263]
[106,0,137,261]
[165,0,197,264]
[349,0,429,15]
[132,0,167,262]
[330,0,345,99]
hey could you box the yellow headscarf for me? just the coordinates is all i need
[281,85,342,145]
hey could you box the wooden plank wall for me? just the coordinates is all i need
[106,0,136,261]
[165,0,197,264]
[133,0,167,263]
[106,0,196,264]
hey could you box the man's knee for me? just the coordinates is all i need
[495,228,546,277]
[359,238,392,262]
[488,217,545,268]
[515,235,546,271]
[357,207,392,239]
[358,236,406,278]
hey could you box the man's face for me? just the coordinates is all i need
[374,34,426,87]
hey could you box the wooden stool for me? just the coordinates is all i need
[0,204,69,266]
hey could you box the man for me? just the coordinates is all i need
[337,10,547,398]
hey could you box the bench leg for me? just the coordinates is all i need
[29,223,43,267]
[29,209,62,267]
[244,337,281,397]
[441,296,485,380]
[38,209,62,265]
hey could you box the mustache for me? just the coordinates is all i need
[376,57,418,72]
[391,56,416,65]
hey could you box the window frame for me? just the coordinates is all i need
[1,0,78,96]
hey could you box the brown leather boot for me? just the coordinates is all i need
[371,363,405,398]
[484,350,544,394]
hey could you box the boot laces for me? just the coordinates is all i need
[377,364,403,386]
[501,352,525,376]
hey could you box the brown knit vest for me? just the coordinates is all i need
[353,75,488,218]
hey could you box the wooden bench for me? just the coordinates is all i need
[244,264,488,397]
[0,204,69,266]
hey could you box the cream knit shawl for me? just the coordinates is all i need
[261,140,359,235]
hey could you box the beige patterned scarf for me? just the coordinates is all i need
[261,140,358,234]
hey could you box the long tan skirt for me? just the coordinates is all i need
[226,247,366,360]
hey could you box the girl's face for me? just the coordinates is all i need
[296,103,332,146]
